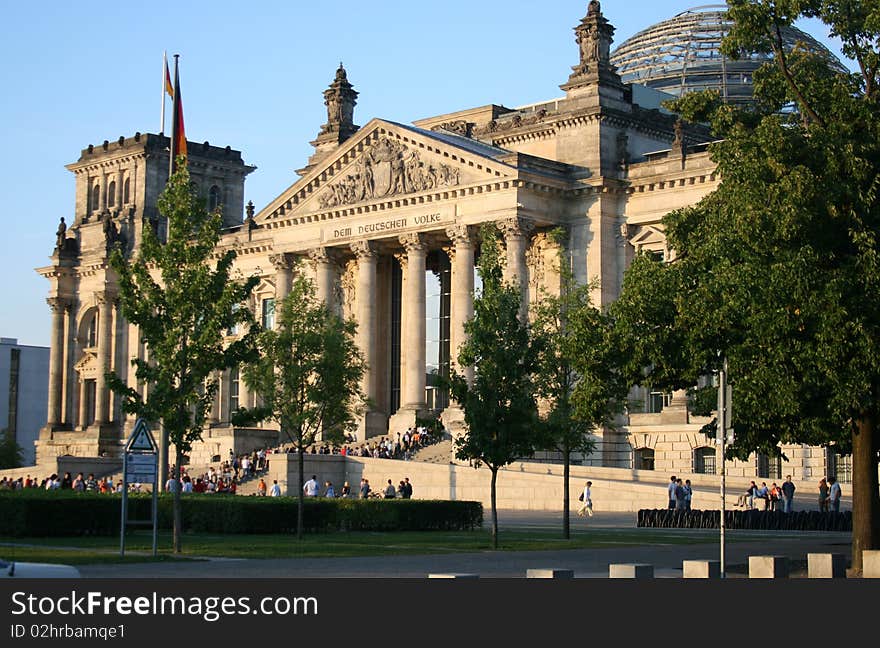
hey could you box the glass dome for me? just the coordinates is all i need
[610,4,846,105]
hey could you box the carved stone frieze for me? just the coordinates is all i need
[46,297,70,314]
[432,120,472,137]
[339,260,357,320]
[318,137,461,209]
[474,109,548,137]
[526,231,551,297]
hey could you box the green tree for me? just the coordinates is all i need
[236,271,367,540]
[532,229,627,538]
[448,224,540,549]
[612,1,880,572]
[108,159,259,553]
[0,428,24,469]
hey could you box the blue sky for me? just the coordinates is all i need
[0,1,852,347]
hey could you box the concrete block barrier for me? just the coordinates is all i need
[749,555,789,578]
[526,568,574,579]
[609,563,653,579]
[682,560,720,579]
[807,553,847,578]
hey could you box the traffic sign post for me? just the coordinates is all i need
[121,419,159,558]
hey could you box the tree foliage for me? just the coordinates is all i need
[237,270,367,539]
[532,228,626,538]
[611,1,880,570]
[0,429,24,470]
[108,159,259,552]
[448,223,540,549]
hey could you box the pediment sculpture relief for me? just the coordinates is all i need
[318,137,461,209]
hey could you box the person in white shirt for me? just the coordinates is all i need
[270,480,282,497]
[578,481,594,517]
[303,475,319,497]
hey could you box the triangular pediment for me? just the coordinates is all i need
[256,119,518,223]
[75,350,98,378]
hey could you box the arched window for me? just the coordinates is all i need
[91,184,100,211]
[107,181,116,208]
[694,447,717,475]
[123,178,130,204]
[634,447,655,471]
[208,185,222,212]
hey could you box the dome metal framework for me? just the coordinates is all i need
[610,4,846,105]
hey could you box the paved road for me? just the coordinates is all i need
[78,510,852,579]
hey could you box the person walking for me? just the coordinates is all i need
[827,476,842,512]
[818,477,829,512]
[324,481,336,498]
[684,479,693,511]
[383,479,396,499]
[341,481,352,498]
[303,475,319,497]
[577,481,594,517]
[257,478,267,496]
[269,480,281,497]
[359,478,371,499]
[781,475,796,513]
[401,477,413,499]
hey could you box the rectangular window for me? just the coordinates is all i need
[227,303,240,336]
[261,298,275,330]
[229,367,240,413]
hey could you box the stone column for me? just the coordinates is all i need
[308,247,337,310]
[78,378,88,428]
[399,233,428,410]
[499,217,534,305]
[46,297,68,426]
[269,252,293,314]
[94,291,114,424]
[351,241,378,402]
[446,225,475,385]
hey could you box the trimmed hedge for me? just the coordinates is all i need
[0,491,483,537]
[637,508,852,532]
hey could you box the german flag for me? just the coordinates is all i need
[164,56,173,98]
[170,55,187,170]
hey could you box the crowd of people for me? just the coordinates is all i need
[730,474,842,512]
[0,472,123,493]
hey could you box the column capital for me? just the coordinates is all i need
[307,246,340,265]
[399,232,427,254]
[268,252,294,272]
[94,291,116,307]
[497,217,535,240]
[446,223,475,247]
[350,240,377,260]
[46,296,70,313]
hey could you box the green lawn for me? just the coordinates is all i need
[0,527,718,565]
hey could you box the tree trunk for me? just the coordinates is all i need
[490,467,498,550]
[173,447,183,554]
[851,409,880,575]
[297,434,305,541]
[563,445,571,540]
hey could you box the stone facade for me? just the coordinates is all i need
[34,4,844,485]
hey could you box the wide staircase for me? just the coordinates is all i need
[410,438,454,464]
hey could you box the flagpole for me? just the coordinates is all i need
[170,54,179,179]
[161,51,167,136]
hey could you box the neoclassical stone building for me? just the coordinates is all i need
[36,4,845,484]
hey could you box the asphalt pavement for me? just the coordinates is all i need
[77,509,853,579]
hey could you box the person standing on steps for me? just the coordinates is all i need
[668,475,677,509]
[781,474,796,513]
